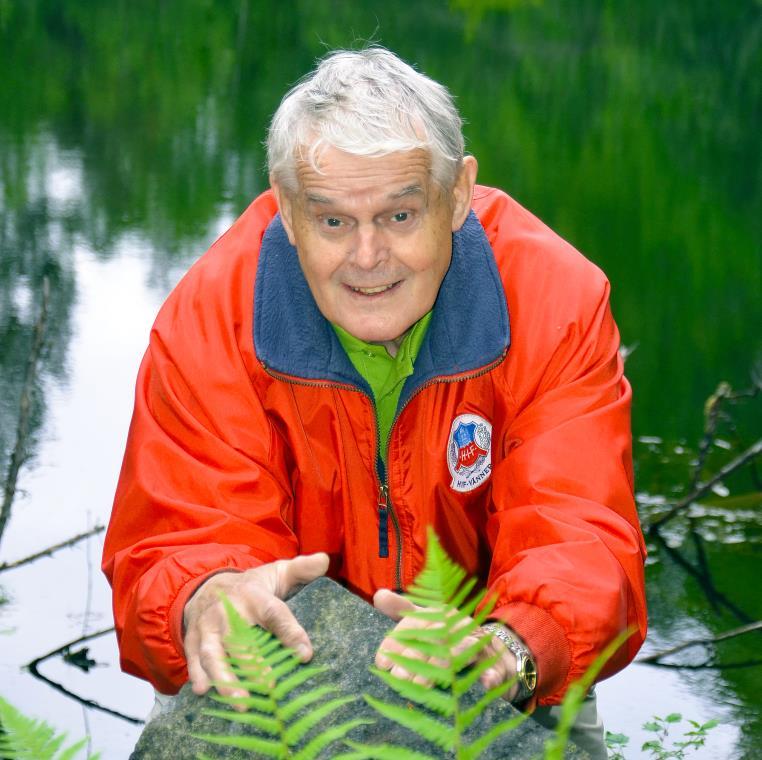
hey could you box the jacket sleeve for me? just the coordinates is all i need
[102,249,298,695]
[486,270,647,706]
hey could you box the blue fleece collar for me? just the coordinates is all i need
[253,211,510,402]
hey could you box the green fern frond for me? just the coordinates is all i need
[336,739,437,759]
[192,595,370,758]
[461,711,528,760]
[0,696,99,759]
[542,627,636,760]
[357,528,518,758]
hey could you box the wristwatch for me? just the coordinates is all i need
[482,622,538,703]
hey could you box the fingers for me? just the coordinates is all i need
[184,599,248,708]
[480,633,518,699]
[374,610,519,697]
[373,588,416,621]
[250,590,313,661]
[182,556,325,705]
[275,552,330,598]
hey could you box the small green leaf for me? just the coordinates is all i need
[272,665,328,700]
[371,667,454,716]
[605,732,630,746]
[400,608,451,624]
[452,652,500,696]
[451,633,494,672]
[701,719,720,730]
[449,576,478,609]
[284,696,356,745]
[665,712,682,723]
[57,738,90,760]
[292,719,373,760]
[280,685,339,721]
[457,678,513,731]
[336,739,436,759]
[384,635,449,659]
[192,731,284,756]
[269,656,303,681]
[461,711,528,759]
[643,721,661,732]
[210,691,272,713]
[201,707,279,735]
[390,625,449,644]
[381,651,453,687]
[364,694,454,751]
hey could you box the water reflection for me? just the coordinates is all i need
[0,136,77,538]
[0,0,760,757]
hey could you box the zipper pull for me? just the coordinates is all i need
[378,484,389,558]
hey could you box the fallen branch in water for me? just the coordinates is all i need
[26,625,145,725]
[691,378,761,492]
[0,277,50,550]
[638,621,762,665]
[647,438,762,531]
[0,524,105,574]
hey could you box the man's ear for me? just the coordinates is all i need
[270,176,298,246]
[450,155,478,232]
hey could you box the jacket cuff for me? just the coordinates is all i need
[489,601,571,703]
[168,566,252,658]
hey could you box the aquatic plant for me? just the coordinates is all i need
[0,696,99,759]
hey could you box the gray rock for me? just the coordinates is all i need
[131,577,586,759]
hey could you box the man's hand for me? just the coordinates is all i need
[183,553,329,700]
[373,588,519,700]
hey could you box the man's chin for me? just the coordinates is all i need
[337,320,411,346]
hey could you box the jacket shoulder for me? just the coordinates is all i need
[472,185,610,313]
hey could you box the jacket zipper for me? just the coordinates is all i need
[379,348,508,591]
[262,362,404,584]
[263,349,507,594]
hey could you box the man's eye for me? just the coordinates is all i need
[324,217,342,228]
[392,212,409,223]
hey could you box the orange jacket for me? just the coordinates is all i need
[103,185,647,703]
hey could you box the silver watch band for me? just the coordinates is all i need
[482,622,538,703]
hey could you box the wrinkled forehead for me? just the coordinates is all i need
[290,145,441,204]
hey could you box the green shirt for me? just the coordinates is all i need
[333,312,432,463]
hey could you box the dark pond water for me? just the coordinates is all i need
[1,1,760,757]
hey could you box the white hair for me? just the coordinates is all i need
[267,47,465,191]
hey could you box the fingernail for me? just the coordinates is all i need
[296,644,311,661]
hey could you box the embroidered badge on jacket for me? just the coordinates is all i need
[447,413,492,492]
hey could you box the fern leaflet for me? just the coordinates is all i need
[0,696,99,759]
[356,528,527,758]
[192,596,370,758]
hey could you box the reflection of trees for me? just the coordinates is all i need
[645,528,762,758]
[0,191,75,514]
[2,0,759,438]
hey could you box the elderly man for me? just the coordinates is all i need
[103,47,646,757]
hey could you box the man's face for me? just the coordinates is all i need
[273,147,477,345]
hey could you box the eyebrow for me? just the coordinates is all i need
[304,193,333,205]
[388,184,424,200]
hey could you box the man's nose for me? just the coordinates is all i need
[351,223,389,269]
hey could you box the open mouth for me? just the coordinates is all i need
[346,281,401,296]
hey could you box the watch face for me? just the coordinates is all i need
[523,658,538,692]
